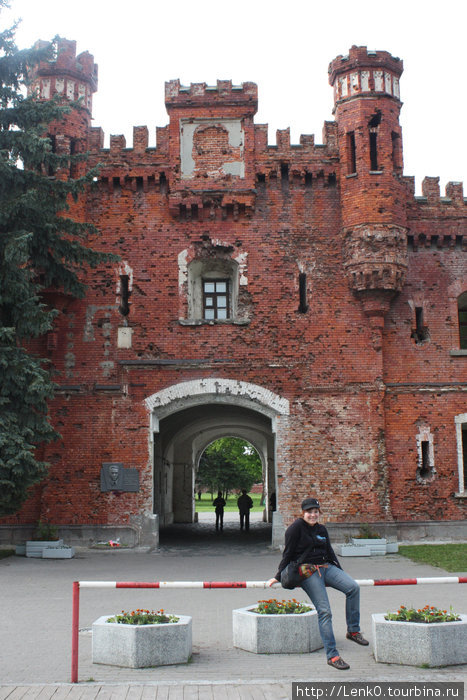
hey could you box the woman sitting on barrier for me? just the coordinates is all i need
[267,496,369,670]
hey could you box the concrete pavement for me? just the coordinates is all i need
[1,514,466,698]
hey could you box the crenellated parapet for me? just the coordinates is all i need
[329,45,403,106]
[28,38,97,114]
[165,79,258,112]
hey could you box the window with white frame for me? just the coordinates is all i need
[187,258,238,322]
[415,427,435,482]
[455,413,467,494]
[202,279,230,320]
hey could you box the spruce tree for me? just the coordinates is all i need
[0,2,115,515]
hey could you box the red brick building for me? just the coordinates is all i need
[2,41,466,546]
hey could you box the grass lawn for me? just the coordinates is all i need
[196,492,263,513]
[398,543,467,573]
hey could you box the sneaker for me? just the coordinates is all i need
[327,656,350,670]
[346,631,369,646]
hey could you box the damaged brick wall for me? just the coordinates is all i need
[2,42,465,535]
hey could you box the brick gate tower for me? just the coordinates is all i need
[27,38,97,182]
[329,46,408,352]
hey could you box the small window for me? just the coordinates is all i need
[369,130,378,171]
[458,292,467,349]
[347,132,356,174]
[391,131,401,171]
[420,441,430,478]
[455,414,467,494]
[411,305,429,344]
[368,112,381,171]
[203,279,230,320]
[416,429,435,482]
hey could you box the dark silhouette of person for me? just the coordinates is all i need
[237,489,253,531]
[212,491,226,531]
[269,491,276,511]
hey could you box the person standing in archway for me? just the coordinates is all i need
[212,491,226,531]
[237,489,253,531]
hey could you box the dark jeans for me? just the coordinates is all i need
[215,510,224,530]
[301,564,361,660]
[239,511,250,530]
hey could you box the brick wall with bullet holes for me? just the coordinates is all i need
[1,42,465,538]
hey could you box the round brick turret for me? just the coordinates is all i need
[329,46,408,344]
[27,38,98,179]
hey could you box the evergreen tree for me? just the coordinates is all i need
[0,3,115,515]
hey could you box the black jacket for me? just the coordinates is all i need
[274,518,341,580]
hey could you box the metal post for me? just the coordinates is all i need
[71,581,80,683]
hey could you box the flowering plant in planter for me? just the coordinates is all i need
[106,608,180,625]
[253,598,312,615]
[385,604,460,623]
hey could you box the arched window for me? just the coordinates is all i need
[458,292,467,349]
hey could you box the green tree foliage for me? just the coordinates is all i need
[196,437,262,496]
[0,3,116,515]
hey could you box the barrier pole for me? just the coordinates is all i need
[71,576,467,682]
[71,581,80,684]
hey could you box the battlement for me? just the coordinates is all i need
[29,38,97,113]
[329,45,403,104]
[33,38,98,90]
[165,79,257,113]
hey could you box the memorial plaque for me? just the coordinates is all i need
[100,463,140,492]
[122,468,140,492]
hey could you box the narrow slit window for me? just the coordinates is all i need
[458,292,467,349]
[203,279,230,320]
[368,112,381,171]
[462,425,467,491]
[369,130,378,171]
[298,273,308,313]
[119,275,130,316]
[420,441,430,478]
[391,131,401,170]
[347,132,356,174]
[412,305,429,344]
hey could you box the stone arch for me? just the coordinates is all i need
[145,379,289,544]
[145,378,289,422]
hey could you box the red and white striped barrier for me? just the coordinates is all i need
[77,576,467,589]
[71,576,467,683]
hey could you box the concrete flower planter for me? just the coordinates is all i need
[352,538,387,555]
[26,540,64,558]
[232,605,323,654]
[42,545,75,558]
[372,613,467,667]
[385,541,399,553]
[338,544,371,557]
[92,615,192,668]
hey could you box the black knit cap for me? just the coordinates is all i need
[301,497,320,511]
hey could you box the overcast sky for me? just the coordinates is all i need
[4,0,466,194]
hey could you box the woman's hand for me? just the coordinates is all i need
[266,577,278,587]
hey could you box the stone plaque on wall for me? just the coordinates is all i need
[100,463,140,492]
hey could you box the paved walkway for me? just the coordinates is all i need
[1,514,466,699]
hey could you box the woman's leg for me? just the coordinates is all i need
[323,565,361,633]
[301,574,339,660]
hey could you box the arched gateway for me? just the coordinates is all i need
[145,379,289,545]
